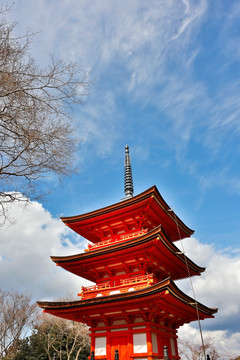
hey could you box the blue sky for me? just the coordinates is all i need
[9,0,240,249]
[1,0,240,356]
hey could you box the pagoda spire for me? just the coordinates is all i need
[124,145,134,199]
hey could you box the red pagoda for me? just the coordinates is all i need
[37,146,217,360]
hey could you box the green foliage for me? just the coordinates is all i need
[12,335,48,360]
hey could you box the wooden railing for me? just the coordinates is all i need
[85,229,148,252]
[120,274,153,285]
[79,274,155,299]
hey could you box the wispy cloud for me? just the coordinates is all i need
[7,0,240,194]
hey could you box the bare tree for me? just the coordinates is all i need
[178,338,236,360]
[33,313,90,360]
[0,289,37,359]
[0,7,91,224]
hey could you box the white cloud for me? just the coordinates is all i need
[0,199,92,301]
[176,237,240,354]
[176,237,240,312]
[178,324,240,358]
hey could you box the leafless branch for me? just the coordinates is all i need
[0,9,92,224]
[0,289,37,358]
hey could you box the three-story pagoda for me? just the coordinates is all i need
[37,146,217,360]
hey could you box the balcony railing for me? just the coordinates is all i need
[85,229,148,252]
[79,274,155,299]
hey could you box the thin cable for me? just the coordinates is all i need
[169,209,207,360]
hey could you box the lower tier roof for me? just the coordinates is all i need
[37,278,217,329]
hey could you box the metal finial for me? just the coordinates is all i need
[124,145,134,199]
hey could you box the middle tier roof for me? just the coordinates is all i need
[51,226,204,282]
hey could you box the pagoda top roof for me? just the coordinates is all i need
[61,185,194,242]
[37,277,217,327]
[51,226,204,282]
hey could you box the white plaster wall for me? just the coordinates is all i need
[132,326,145,329]
[133,333,147,353]
[111,328,128,332]
[170,337,176,356]
[152,332,158,353]
[95,337,106,356]
[112,319,126,325]
[134,317,144,323]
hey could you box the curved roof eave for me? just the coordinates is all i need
[50,225,204,276]
[60,185,194,238]
[37,277,217,317]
